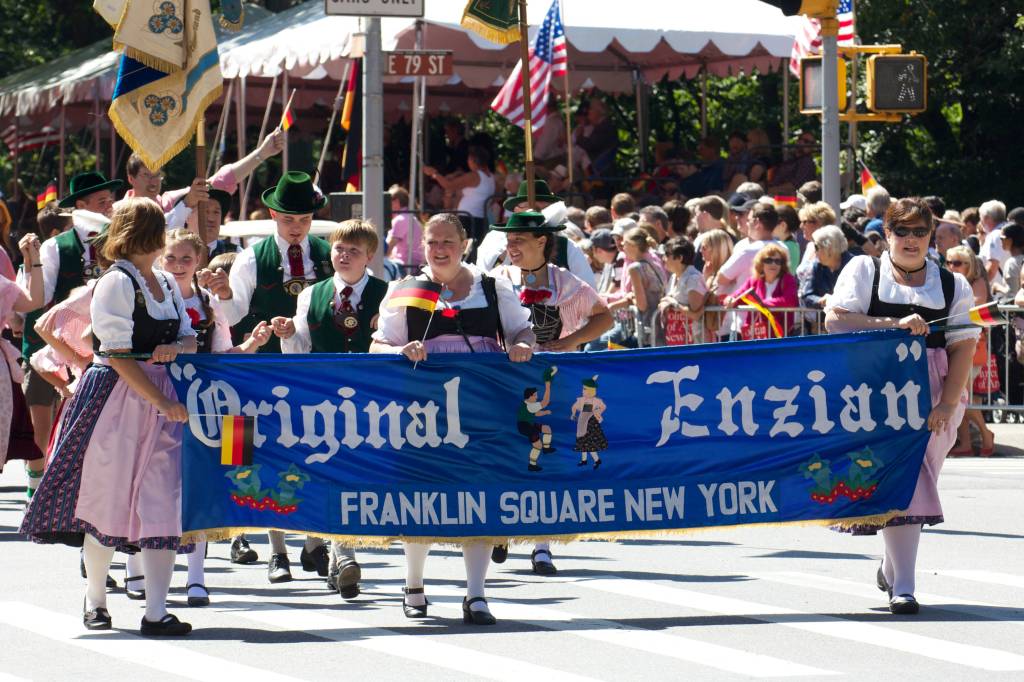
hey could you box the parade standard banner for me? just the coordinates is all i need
[170,331,934,544]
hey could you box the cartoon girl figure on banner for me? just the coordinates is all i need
[571,375,608,469]
[518,366,557,472]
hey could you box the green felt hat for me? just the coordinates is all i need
[490,210,562,233]
[208,188,232,215]
[502,179,561,211]
[261,171,328,215]
[582,375,599,389]
[58,171,124,208]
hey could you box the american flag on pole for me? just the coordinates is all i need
[490,0,568,133]
[789,0,856,76]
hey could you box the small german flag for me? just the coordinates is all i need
[36,181,57,210]
[774,195,798,208]
[740,292,783,339]
[281,102,295,131]
[967,301,1006,328]
[387,279,443,313]
[221,415,255,466]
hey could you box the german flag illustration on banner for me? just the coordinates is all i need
[221,415,255,466]
[387,279,443,313]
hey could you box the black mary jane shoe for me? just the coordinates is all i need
[140,614,193,637]
[186,583,210,607]
[403,587,429,618]
[462,596,496,625]
[83,600,112,631]
[491,545,508,564]
[889,594,920,615]
[124,575,146,601]
[300,544,330,577]
[876,561,892,597]
[531,549,558,576]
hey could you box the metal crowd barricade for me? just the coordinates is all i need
[968,304,1024,422]
[632,305,827,348]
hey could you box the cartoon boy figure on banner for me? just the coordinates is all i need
[571,375,608,469]
[519,366,558,472]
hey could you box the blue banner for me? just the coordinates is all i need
[170,331,933,542]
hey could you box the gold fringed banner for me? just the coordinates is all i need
[461,0,521,45]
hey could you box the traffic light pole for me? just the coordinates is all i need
[820,17,841,216]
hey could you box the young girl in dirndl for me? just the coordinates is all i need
[20,198,198,636]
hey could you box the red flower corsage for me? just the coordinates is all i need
[519,289,552,305]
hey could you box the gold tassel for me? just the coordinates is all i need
[460,15,522,45]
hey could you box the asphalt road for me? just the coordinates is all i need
[1,427,1022,681]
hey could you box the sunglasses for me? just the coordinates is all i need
[946,260,966,268]
[762,257,785,265]
[891,227,931,239]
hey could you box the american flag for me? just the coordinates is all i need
[1,124,61,156]
[789,0,856,77]
[490,0,567,133]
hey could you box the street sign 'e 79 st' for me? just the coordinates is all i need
[325,0,424,17]
[385,51,453,77]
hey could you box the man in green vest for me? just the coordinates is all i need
[21,171,123,500]
[205,171,333,585]
[272,218,388,601]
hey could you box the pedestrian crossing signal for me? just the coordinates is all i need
[799,56,848,114]
[867,54,928,113]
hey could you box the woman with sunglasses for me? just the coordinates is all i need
[944,246,996,456]
[723,243,798,338]
[825,197,978,615]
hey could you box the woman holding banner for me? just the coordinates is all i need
[21,198,198,636]
[825,197,977,615]
[370,212,535,625]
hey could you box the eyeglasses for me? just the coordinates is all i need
[891,227,931,239]
[946,260,966,268]
[762,257,785,265]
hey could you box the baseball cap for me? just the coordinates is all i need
[727,192,753,212]
[612,217,636,236]
[840,194,867,213]
[590,228,616,250]
[864,218,884,237]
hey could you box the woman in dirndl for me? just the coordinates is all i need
[1,234,44,471]
[20,197,198,636]
[825,197,977,615]
[371,212,536,625]
[571,376,608,468]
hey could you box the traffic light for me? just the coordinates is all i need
[799,56,848,114]
[866,54,928,113]
[757,1,838,17]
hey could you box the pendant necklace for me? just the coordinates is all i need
[522,263,546,286]
[892,259,926,283]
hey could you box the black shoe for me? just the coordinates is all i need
[83,600,112,631]
[889,594,920,615]
[462,596,496,625]
[491,545,508,564]
[106,575,117,589]
[124,575,146,601]
[528,463,542,472]
[336,559,361,600]
[300,544,330,577]
[267,553,292,583]
[403,587,429,618]
[186,583,210,607]
[876,561,892,597]
[577,460,587,467]
[230,536,258,564]
[140,613,192,636]
[531,549,557,576]
[593,459,602,470]
[542,446,556,454]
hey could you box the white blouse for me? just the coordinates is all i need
[373,263,532,347]
[90,260,196,353]
[827,253,980,346]
[182,291,233,353]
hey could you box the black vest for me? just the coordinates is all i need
[406,275,504,349]
[868,256,955,349]
[93,266,180,355]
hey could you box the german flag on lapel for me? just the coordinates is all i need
[221,415,255,466]
[387,279,443,313]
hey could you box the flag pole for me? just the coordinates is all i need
[559,0,573,188]
[239,73,279,219]
[412,308,437,370]
[517,0,537,209]
[195,118,213,248]
[316,63,351,183]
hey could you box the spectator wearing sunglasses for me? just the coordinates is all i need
[724,242,798,338]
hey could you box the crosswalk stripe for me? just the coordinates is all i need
[234,602,604,682]
[0,601,304,682]
[0,673,32,682]
[933,570,1024,589]
[754,571,1024,628]
[423,587,834,678]
[569,577,1024,671]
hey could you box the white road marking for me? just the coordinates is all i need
[932,570,1024,589]
[570,577,1024,671]
[234,602,605,682]
[424,587,834,678]
[0,602,304,682]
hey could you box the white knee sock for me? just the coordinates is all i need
[186,542,207,593]
[463,542,490,609]
[268,530,287,554]
[303,536,323,552]
[881,524,922,597]
[403,542,430,606]
[534,541,551,558]
[142,548,176,622]
[83,535,115,610]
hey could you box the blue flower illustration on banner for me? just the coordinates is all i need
[149,1,184,35]
[143,94,176,126]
